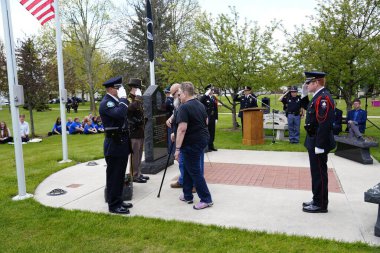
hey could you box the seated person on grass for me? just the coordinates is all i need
[19,114,29,142]
[50,116,62,135]
[83,118,97,134]
[94,116,104,133]
[66,117,73,131]
[0,121,13,144]
[69,117,84,134]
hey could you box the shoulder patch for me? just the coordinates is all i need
[107,101,115,108]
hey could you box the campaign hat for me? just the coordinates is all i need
[289,86,298,92]
[127,78,142,88]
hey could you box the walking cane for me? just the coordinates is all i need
[157,141,175,198]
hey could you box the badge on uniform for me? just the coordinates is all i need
[107,101,115,108]
[321,100,327,109]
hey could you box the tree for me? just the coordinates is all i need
[17,37,49,137]
[62,0,113,115]
[287,0,380,112]
[111,0,200,87]
[160,9,279,129]
[0,40,8,98]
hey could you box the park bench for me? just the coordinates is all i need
[334,135,378,164]
[263,113,288,141]
[364,183,380,237]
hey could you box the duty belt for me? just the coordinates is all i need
[104,127,129,138]
[287,111,300,115]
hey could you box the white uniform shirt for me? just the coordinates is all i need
[20,121,29,137]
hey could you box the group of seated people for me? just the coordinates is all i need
[49,114,104,135]
[0,114,29,144]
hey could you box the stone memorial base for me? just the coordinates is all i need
[141,155,174,174]
[334,136,378,164]
[364,183,380,237]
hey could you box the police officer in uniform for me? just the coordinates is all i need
[127,78,150,183]
[99,76,133,214]
[279,86,303,143]
[199,84,218,151]
[233,86,258,131]
[300,71,335,213]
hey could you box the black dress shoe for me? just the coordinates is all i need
[302,204,328,213]
[140,174,150,180]
[133,177,147,183]
[302,200,314,207]
[109,206,130,214]
[122,202,133,208]
[210,148,218,151]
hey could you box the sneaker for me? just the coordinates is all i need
[170,181,182,188]
[193,202,213,210]
[179,194,193,204]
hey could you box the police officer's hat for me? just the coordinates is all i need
[164,85,171,93]
[127,78,142,88]
[304,71,326,84]
[205,84,214,91]
[244,86,252,91]
[103,76,122,88]
[289,86,298,92]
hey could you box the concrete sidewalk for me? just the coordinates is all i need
[34,149,380,245]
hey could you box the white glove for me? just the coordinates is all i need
[117,86,127,98]
[301,83,308,98]
[215,119,218,125]
[238,90,244,96]
[135,88,142,96]
[205,89,211,96]
[315,147,324,154]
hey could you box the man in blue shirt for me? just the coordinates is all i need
[347,98,366,141]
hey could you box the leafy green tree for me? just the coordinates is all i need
[287,0,380,112]
[112,0,200,87]
[0,40,8,99]
[161,9,279,128]
[17,37,49,137]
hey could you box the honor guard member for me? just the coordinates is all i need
[279,86,303,143]
[127,78,150,183]
[99,76,133,215]
[199,84,218,151]
[300,71,335,213]
[164,86,175,153]
[233,86,258,131]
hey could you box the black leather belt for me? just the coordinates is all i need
[287,112,300,115]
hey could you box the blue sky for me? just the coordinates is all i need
[0,0,317,41]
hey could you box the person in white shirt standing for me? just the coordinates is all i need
[19,114,30,142]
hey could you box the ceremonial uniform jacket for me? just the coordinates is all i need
[99,94,130,157]
[127,94,145,139]
[301,88,336,152]
[199,95,218,121]
[347,109,367,133]
[281,95,302,116]
[234,93,258,117]
[165,96,174,118]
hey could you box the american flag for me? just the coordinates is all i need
[19,0,55,26]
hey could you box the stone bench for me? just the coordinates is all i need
[334,136,378,164]
[263,113,288,141]
[365,183,380,237]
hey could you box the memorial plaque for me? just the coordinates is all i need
[141,85,173,174]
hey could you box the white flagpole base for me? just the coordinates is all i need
[12,193,33,201]
[59,159,72,164]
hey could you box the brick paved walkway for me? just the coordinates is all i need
[204,162,343,193]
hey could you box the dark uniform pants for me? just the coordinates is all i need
[208,118,216,149]
[308,149,329,208]
[105,156,128,210]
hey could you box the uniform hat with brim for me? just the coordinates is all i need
[304,71,326,84]
[290,86,298,92]
[103,76,122,88]
[164,85,171,93]
[127,78,142,88]
[244,86,252,91]
[205,84,214,91]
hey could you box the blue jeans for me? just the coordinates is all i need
[178,150,204,185]
[181,140,212,203]
[288,114,300,143]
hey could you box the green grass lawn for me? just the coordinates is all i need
[0,103,379,252]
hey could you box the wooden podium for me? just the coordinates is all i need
[241,108,265,145]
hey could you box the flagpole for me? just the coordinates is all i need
[1,0,32,200]
[146,0,155,86]
[54,0,70,163]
